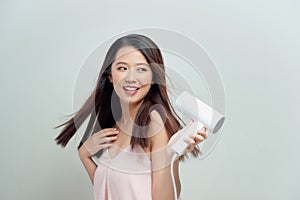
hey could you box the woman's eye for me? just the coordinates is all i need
[117,66,127,71]
[137,67,147,72]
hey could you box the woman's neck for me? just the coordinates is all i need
[117,100,143,133]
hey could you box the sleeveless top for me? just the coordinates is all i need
[93,145,182,200]
[93,145,152,200]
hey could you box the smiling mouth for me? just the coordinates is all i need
[123,86,140,91]
[123,86,140,95]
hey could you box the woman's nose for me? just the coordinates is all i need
[125,69,137,82]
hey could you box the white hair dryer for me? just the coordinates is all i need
[170,91,225,156]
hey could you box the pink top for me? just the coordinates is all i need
[93,145,152,200]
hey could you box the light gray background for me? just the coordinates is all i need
[0,0,299,199]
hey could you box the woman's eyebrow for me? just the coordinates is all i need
[136,63,150,67]
[115,61,128,66]
[115,61,149,67]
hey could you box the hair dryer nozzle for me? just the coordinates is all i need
[175,91,225,134]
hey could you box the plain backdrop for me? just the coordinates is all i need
[0,0,299,200]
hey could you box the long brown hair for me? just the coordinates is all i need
[54,34,200,158]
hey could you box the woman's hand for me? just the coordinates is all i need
[184,127,207,154]
[79,128,119,158]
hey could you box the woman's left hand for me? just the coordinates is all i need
[184,127,207,153]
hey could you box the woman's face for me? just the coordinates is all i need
[109,46,153,105]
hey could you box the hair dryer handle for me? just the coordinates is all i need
[170,121,204,156]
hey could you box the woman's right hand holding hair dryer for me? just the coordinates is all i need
[78,128,119,158]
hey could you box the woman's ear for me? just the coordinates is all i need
[108,74,113,83]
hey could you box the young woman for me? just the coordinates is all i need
[55,34,207,200]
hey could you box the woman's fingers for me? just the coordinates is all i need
[95,128,119,138]
[193,127,207,143]
[99,143,114,149]
[98,135,118,145]
[183,137,195,145]
[198,130,207,139]
[183,127,208,154]
[95,128,119,145]
[83,128,119,156]
[183,138,196,154]
[191,135,204,143]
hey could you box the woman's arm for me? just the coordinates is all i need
[149,111,181,200]
[78,145,98,185]
[149,111,207,200]
[77,128,119,185]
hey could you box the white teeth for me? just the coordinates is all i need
[124,86,139,91]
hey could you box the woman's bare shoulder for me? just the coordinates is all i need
[149,110,169,148]
[149,110,164,125]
